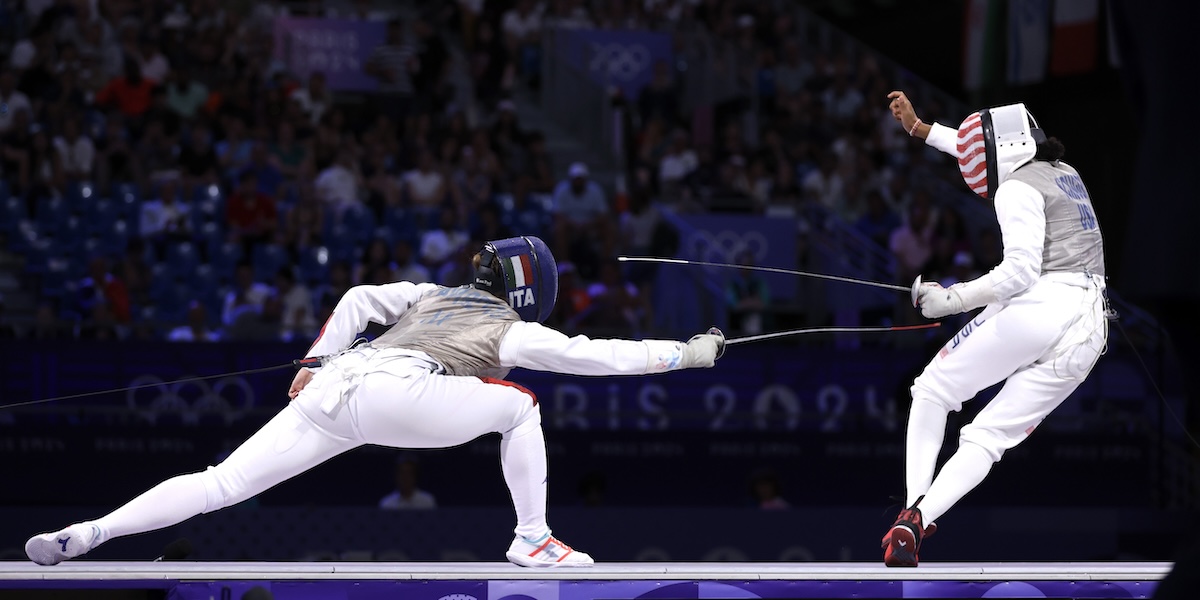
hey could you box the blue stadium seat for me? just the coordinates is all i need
[111,182,140,204]
[1,197,26,236]
[149,263,172,301]
[24,239,52,276]
[165,241,200,277]
[191,197,222,232]
[115,186,141,219]
[298,246,332,287]
[85,199,119,234]
[342,204,377,236]
[192,263,222,306]
[35,197,72,234]
[210,241,243,278]
[198,221,223,252]
[55,216,86,256]
[252,243,288,281]
[102,220,130,256]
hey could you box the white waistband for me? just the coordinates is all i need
[1041,271,1105,290]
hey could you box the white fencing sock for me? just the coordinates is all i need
[90,473,210,545]
[905,397,950,507]
[500,417,550,541]
[918,442,994,524]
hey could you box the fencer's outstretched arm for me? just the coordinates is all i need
[887,90,958,157]
[306,282,439,359]
[498,321,719,376]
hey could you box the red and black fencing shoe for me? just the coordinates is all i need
[882,496,928,567]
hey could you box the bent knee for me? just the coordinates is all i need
[957,428,1010,463]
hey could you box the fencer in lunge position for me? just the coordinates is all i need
[26,236,725,567]
[881,92,1109,566]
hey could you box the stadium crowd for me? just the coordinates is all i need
[0,0,994,343]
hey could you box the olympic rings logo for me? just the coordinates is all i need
[588,43,651,81]
[126,375,256,425]
[686,230,770,267]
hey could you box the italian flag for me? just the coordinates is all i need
[506,254,534,289]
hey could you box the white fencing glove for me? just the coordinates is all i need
[916,278,997,319]
[681,332,723,368]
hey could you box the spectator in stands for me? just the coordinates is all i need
[52,116,94,183]
[140,177,191,253]
[136,37,170,83]
[314,147,363,218]
[226,170,277,253]
[244,141,284,199]
[178,122,219,190]
[363,142,401,217]
[227,291,285,342]
[269,121,311,182]
[365,19,418,123]
[274,268,315,343]
[469,20,512,110]
[0,109,33,198]
[289,71,332,125]
[472,202,513,242]
[222,262,272,328]
[166,67,208,120]
[854,189,901,249]
[0,69,32,134]
[95,58,155,119]
[31,303,66,340]
[550,262,589,333]
[930,206,971,279]
[28,125,64,200]
[135,119,180,185]
[403,149,448,210]
[94,114,137,191]
[823,74,864,123]
[802,152,844,216]
[216,116,253,180]
[420,208,469,276]
[584,260,646,336]
[775,40,812,97]
[354,238,393,286]
[454,147,494,210]
[726,251,770,336]
[639,60,680,127]
[501,0,543,87]
[888,191,937,287]
[78,303,120,341]
[391,238,431,283]
[659,129,698,197]
[167,301,220,342]
[618,190,662,282]
[522,132,555,193]
[317,261,353,321]
[77,257,131,325]
[379,455,437,510]
[119,239,152,310]
[282,184,324,254]
[504,175,549,239]
[552,162,612,278]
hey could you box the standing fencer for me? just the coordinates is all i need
[880,92,1109,566]
[26,236,725,567]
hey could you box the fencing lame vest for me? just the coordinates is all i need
[371,285,521,376]
[1006,161,1106,278]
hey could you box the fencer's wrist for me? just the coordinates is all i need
[908,118,923,137]
[951,278,997,311]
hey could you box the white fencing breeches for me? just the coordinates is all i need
[90,349,548,547]
[904,275,1108,521]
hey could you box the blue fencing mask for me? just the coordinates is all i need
[472,236,558,322]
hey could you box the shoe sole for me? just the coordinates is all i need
[883,525,919,567]
[25,534,70,566]
[506,551,594,568]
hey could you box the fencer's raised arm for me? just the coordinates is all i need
[306,282,439,358]
[498,321,719,376]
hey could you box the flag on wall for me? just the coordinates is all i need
[1049,0,1099,75]
[1007,0,1051,85]
[963,0,1003,91]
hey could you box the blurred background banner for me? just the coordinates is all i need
[677,213,798,300]
[556,29,672,99]
[273,17,386,91]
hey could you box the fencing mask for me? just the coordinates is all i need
[473,236,559,322]
[956,103,1046,199]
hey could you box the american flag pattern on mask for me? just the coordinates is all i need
[957,112,989,198]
